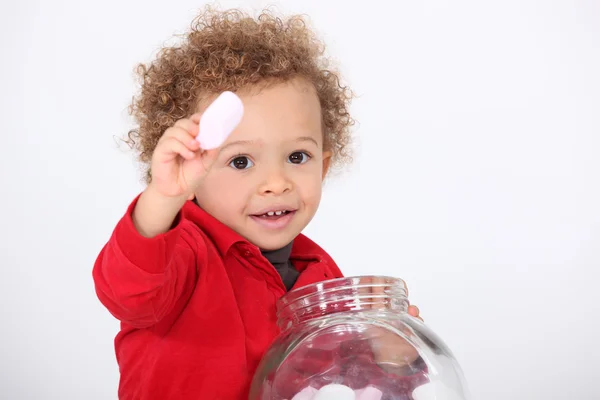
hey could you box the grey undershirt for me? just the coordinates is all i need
[261,241,299,291]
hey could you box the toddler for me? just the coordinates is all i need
[93,7,421,399]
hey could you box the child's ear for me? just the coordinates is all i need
[187,193,195,201]
[322,151,332,180]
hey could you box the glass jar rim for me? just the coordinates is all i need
[276,275,408,329]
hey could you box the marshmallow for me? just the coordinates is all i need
[355,386,383,400]
[412,381,464,400]
[291,386,318,400]
[312,384,356,400]
[197,91,244,149]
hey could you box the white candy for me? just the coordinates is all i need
[312,384,356,400]
[355,386,383,400]
[291,386,318,400]
[412,381,464,400]
[197,91,244,149]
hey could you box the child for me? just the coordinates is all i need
[93,7,421,399]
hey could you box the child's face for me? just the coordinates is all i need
[193,78,330,251]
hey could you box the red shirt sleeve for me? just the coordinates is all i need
[92,195,202,328]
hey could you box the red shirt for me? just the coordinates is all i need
[93,195,344,399]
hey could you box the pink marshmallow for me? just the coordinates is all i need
[313,384,356,400]
[197,91,244,149]
[355,386,383,400]
[291,386,318,400]
[412,382,464,400]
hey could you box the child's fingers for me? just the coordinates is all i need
[157,137,196,161]
[408,305,419,317]
[174,118,200,137]
[408,305,424,321]
[189,113,201,124]
[161,127,200,151]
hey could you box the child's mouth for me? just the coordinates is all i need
[254,210,292,219]
[250,209,296,229]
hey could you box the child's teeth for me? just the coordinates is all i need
[262,210,289,217]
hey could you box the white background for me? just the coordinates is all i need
[2,0,599,399]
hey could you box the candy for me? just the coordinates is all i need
[355,386,383,400]
[312,384,356,400]
[197,91,244,149]
[412,381,463,400]
[291,386,318,400]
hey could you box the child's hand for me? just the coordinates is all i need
[369,304,423,375]
[408,304,422,321]
[149,114,215,198]
[364,278,424,375]
[133,114,216,237]
[133,92,243,237]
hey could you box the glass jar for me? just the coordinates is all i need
[249,276,470,400]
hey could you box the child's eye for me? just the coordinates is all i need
[229,156,254,170]
[288,151,311,165]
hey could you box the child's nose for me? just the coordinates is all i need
[258,167,292,195]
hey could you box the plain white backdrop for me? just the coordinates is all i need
[1,0,599,399]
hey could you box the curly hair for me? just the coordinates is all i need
[125,6,355,183]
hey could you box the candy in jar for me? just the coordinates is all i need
[249,276,471,400]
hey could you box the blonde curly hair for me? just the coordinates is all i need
[125,7,355,183]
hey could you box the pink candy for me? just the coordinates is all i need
[411,381,464,400]
[286,384,383,400]
[355,386,384,400]
[312,384,355,400]
[197,91,244,150]
[291,386,318,400]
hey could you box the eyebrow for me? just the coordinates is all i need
[219,140,254,153]
[219,136,320,152]
[296,136,320,147]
